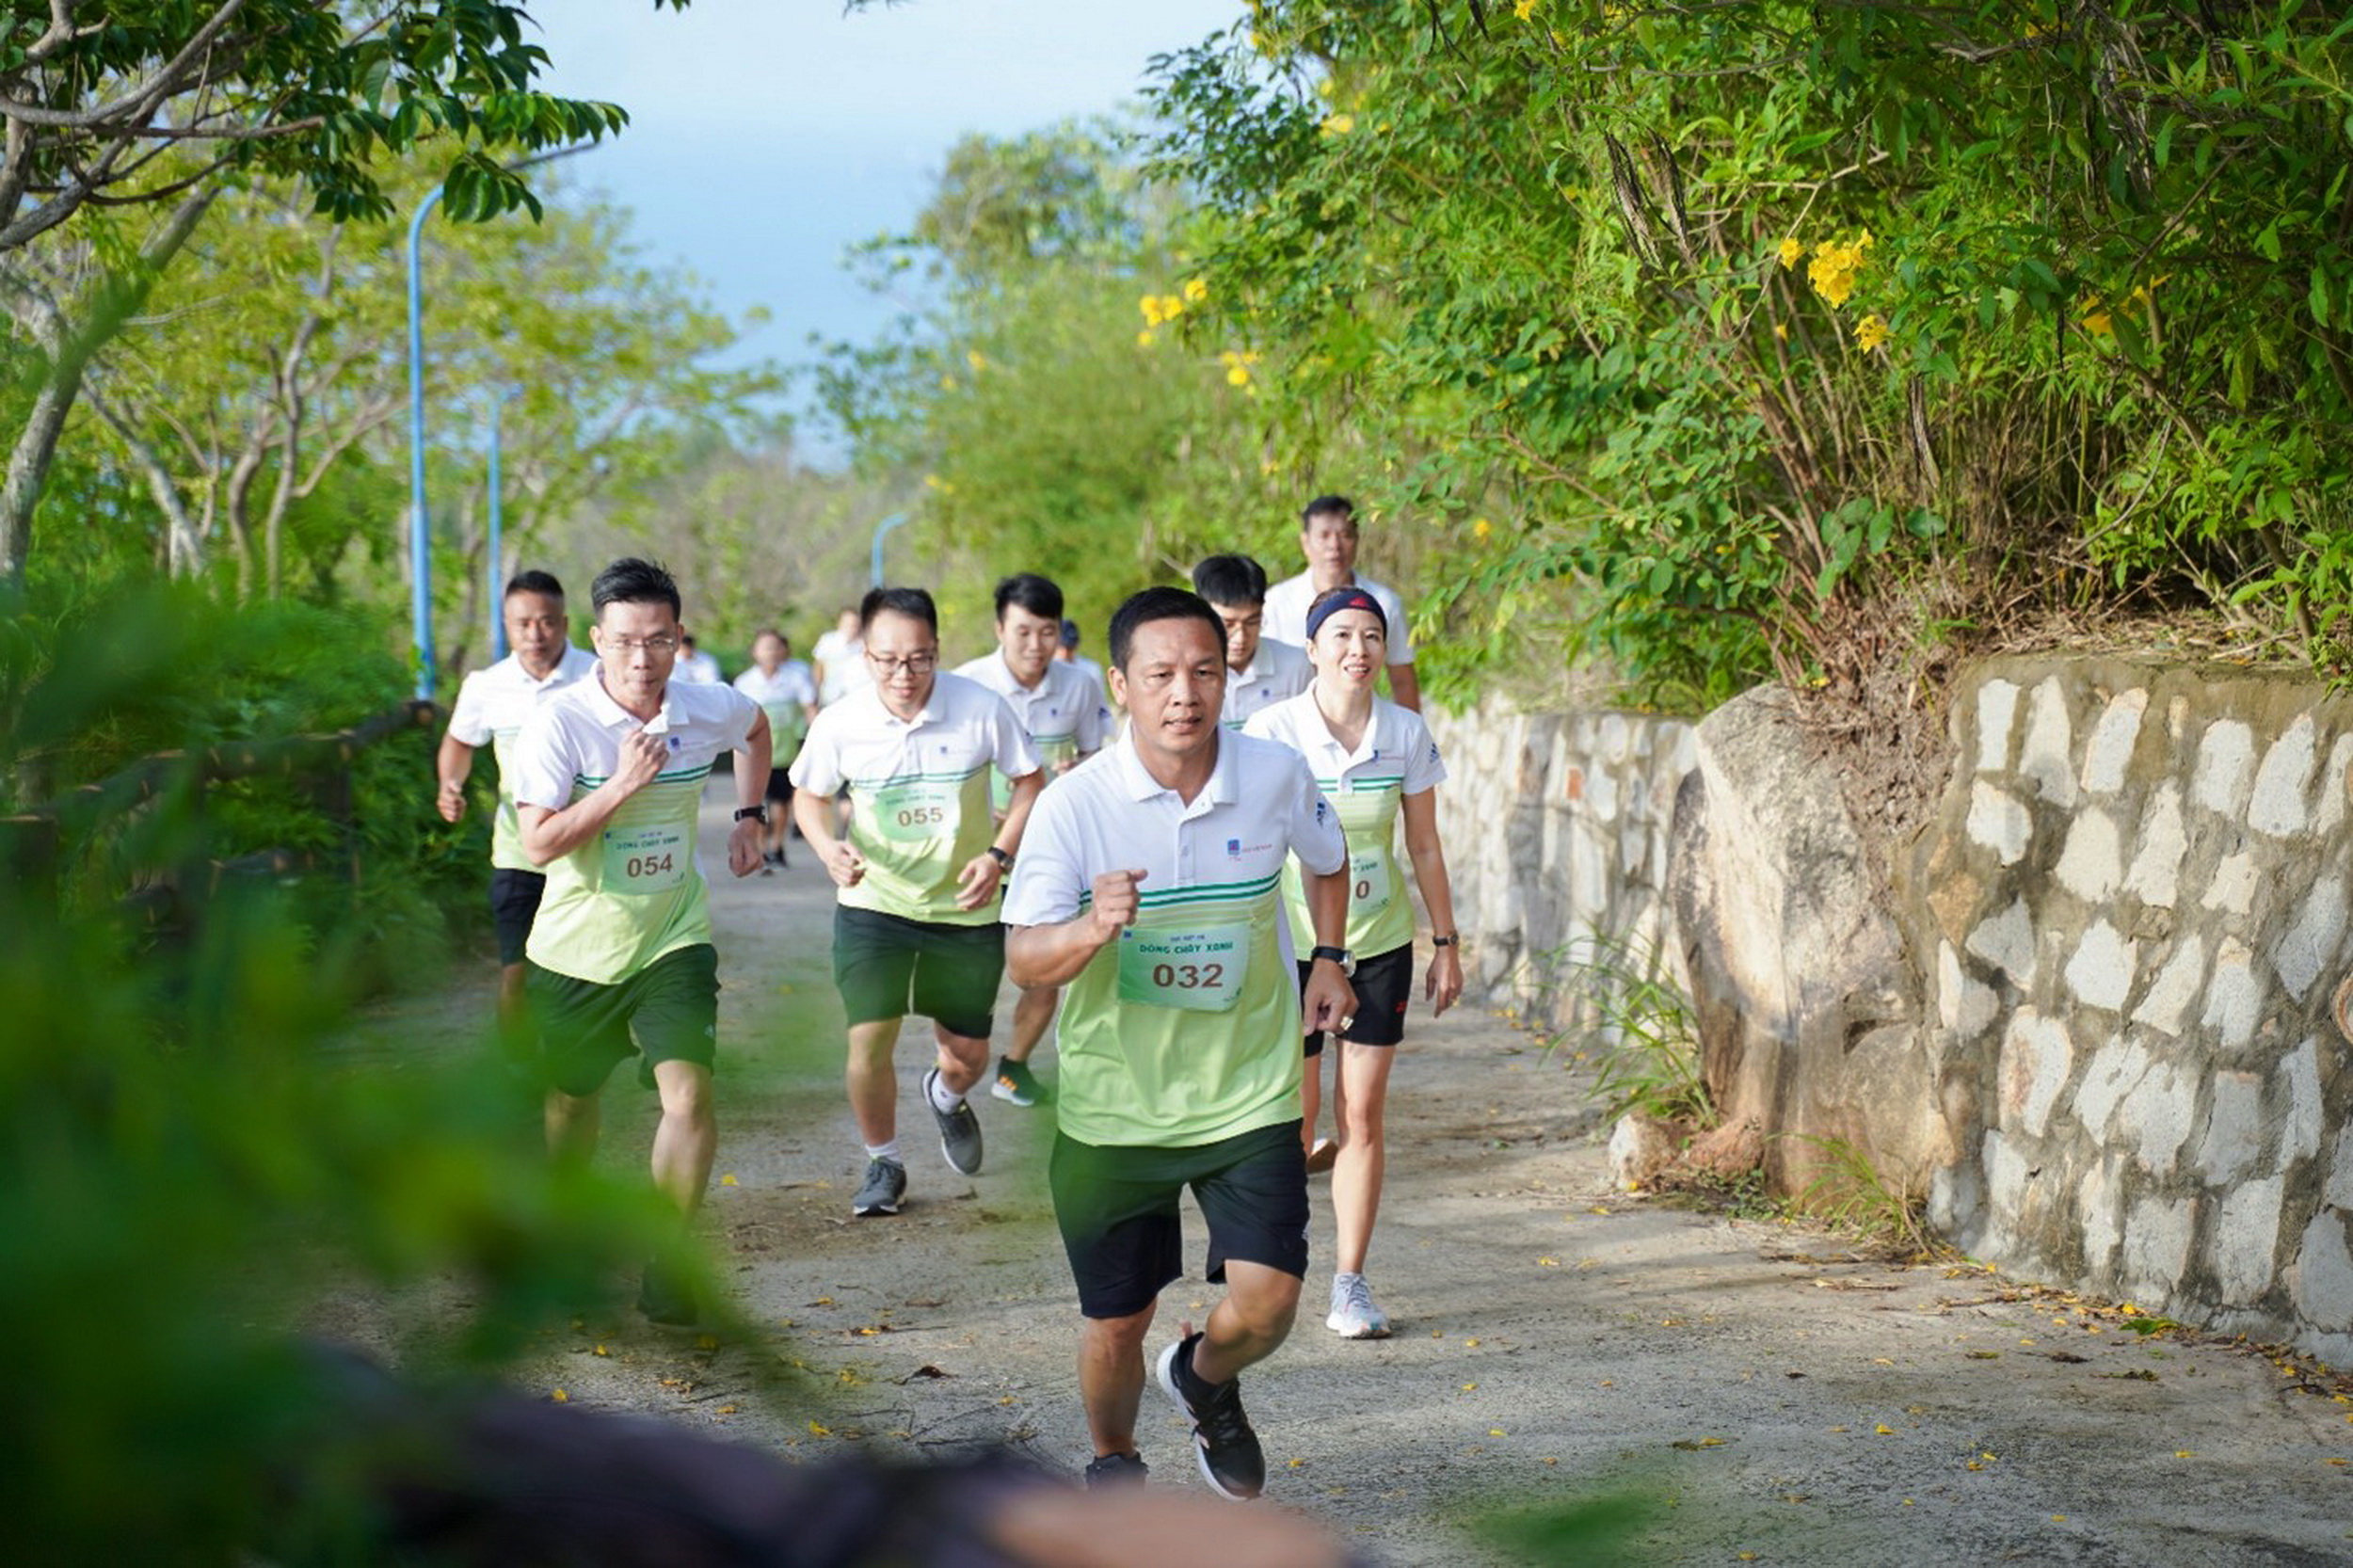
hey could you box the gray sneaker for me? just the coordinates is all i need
[852,1156,906,1217]
[1326,1272,1392,1338]
[922,1068,984,1176]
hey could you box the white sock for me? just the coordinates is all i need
[926,1072,964,1114]
[865,1140,903,1165]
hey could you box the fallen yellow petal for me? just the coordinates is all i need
[1538,1256,1561,1267]
[2175,1449,2194,1458]
[1462,1383,1478,1392]
[1875,1424,1896,1435]
[716,1404,738,1416]
[1490,1428,1507,1437]
[1465,1337,1481,1347]
[551,1388,569,1403]
[720,1174,740,1187]
[808,1420,831,1436]
[593,1343,608,1357]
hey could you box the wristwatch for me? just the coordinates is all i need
[986,845,1015,871]
[1431,933,1461,948]
[733,806,768,825]
[1309,944,1355,976]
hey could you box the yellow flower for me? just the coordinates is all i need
[967,349,988,373]
[1136,329,1156,347]
[1161,293,1187,319]
[1139,295,1165,327]
[1855,314,1890,352]
[1321,113,1355,136]
[1806,234,1869,310]
[937,376,957,392]
[1227,364,1252,387]
[1514,0,1539,18]
[1183,277,1209,303]
[1473,518,1494,539]
[1778,236,1804,269]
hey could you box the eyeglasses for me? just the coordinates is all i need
[605,635,680,656]
[865,650,937,675]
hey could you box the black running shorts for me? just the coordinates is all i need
[830,904,1003,1040]
[526,943,719,1096]
[763,767,794,806]
[1048,1120,1309,1320]
[1299,940,1413,1055]
[489,867,547,967]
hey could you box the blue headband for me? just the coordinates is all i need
[1305,586,1386,643]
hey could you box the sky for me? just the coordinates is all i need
[535,0,1246,439]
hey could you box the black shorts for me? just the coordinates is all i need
[831,904,1003,1039]
[489,867,547,966]
[1049,1121,1309,1320]
[1300,941,1414,1055]
[763,767,794,806]
[526,943,719,1096]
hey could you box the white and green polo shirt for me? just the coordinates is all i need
[732,659,818,765]
[1220,638,1312,731]
[788,671,1041,928]
[509,675,760,985]
[1003,731,1347,1149]
[1245,689,1447,960]
[1262,570,1414,664]
[952,651,1109,810]
[445,644,598,872]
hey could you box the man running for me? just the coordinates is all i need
[732,629,819,870]
[1192,554,1310,731]
[952,574,1109,1111]
[789,587,1043,1218]
[675,634,724,686]
[813,607,870,706]
[1003,586,1355,1499]
[1260,495,1420,711]
[435,569,598,1044]
[510,557,772,1326]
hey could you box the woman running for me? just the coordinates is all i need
[1244,585,1464,1338]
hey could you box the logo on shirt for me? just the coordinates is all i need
[667,735,681,753]
[1315,799,1331,826]
[1226,838,1241,856]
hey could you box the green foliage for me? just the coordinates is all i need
[1144,1,2353,693]
[1550,932,1714,1128]
[1785,1133,1942,1260]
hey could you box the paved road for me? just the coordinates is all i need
[346,792,2353,1565]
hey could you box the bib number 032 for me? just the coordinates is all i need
[1118,924,1249,1013]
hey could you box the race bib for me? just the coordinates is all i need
[1117,924,1250,1013]
[602,822,689,894]
[871,777,960,843]
[1350,847,1393,918]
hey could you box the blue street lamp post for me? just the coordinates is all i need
[870,510,910,588]
[405,186,445,701]
[487,389,520,661]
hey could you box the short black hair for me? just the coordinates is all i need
[1060,618,1080,649]
[1192,553,1269,608]
[1109,586,1225,672]
[505,568,565,600]
[591,557,680,618]
[994,572,1064,624]
[1301,494,1356,528]
[754,627,787,648]
[860,585,938,636]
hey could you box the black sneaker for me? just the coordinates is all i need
[852,1156,906,1217]
[636,1256,702,1328]
[1082,1451,1149,1489]
[1155,1332,1265,1501]
[922,1068,984,1176]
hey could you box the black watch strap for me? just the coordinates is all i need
[733,805,768,824]
[1431,934,1460,948]
[1310,945,1352,967]
[986,845,1015,870]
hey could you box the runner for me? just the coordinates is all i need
[1056,616,1109,700]
[952,574,1109,1110]
[731,629,819,870]
[813,606,870,706]
[1244,585,1463,1340]
[1003,585,1355,1499]
[789,586,1043,1218]
[435,569,598,1046]
[508,557,772,1327]
[1191,553,1310,731]
[1261,495,1421,712]
[675,634,724,686]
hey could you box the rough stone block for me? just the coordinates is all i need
[2065,920,2135,1012]
[2122,1193,2198,1297]
[2079,689,2149,794]
[1599,712,1631,765]
[1966,781,2033,866]
[2131,936,2208,1037]
[2019,678,2077,805]
[2123,783,2187,908]
[1998,1009,2074,1138]
[2325,1123,2353,1211]
[1585,765,1619,824]
[2073,1036,2150,1140]
[2290,1212,2353,1333]
[2192,719,2256,815]
[2078,1156,2124,1278]
[2055,808,2122,901]
[2121,1062,2197,1175]
[2314,733,2353,836]
[1977,679,2020,773]
[2212,1177,2283,1304]
[2194,1071,2266,1184]
[2270,881,2346,1002]
[1607,1112,1681,1192]
[2280,1038,2324,1163]
[1965,899,2037,987]
[1985,1128,2031,1225]
[2200,854,2258,918]
[2199,940,2264,1051]
[2249,716,2317,837]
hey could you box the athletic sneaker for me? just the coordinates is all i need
[1156,1331,1265,1501]
[990,1057,1043,1107]
[1082,1451,1149,1489]
[1305,1137,1339,1176]
[852,1156,906,1217]
[922,1067,984,1176]
[1326,1272,1392,1339]
[637,1256,702,1328]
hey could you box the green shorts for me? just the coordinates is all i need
[526,943,719,1096]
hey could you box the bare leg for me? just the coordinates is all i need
[545,1087,600,1165]
[648,1059,717,1218]
[1189,1260,1302,1386]
[1080,1301,1160,1457]
[1330,1043,1395,1276]
[934,1024,989,1099]
[1004,984,1060,1066]
[847,1017,904,1144]
[1300,1043,1326,1157]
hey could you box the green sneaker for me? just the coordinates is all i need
[990,1056,1044,1108]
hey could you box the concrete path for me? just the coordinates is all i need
[353,794,2353,1565]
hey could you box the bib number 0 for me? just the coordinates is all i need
[870,778,960,843]
[1118,925,1249,1013]
[602,823,689,895]
[1350,848,1392,917]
